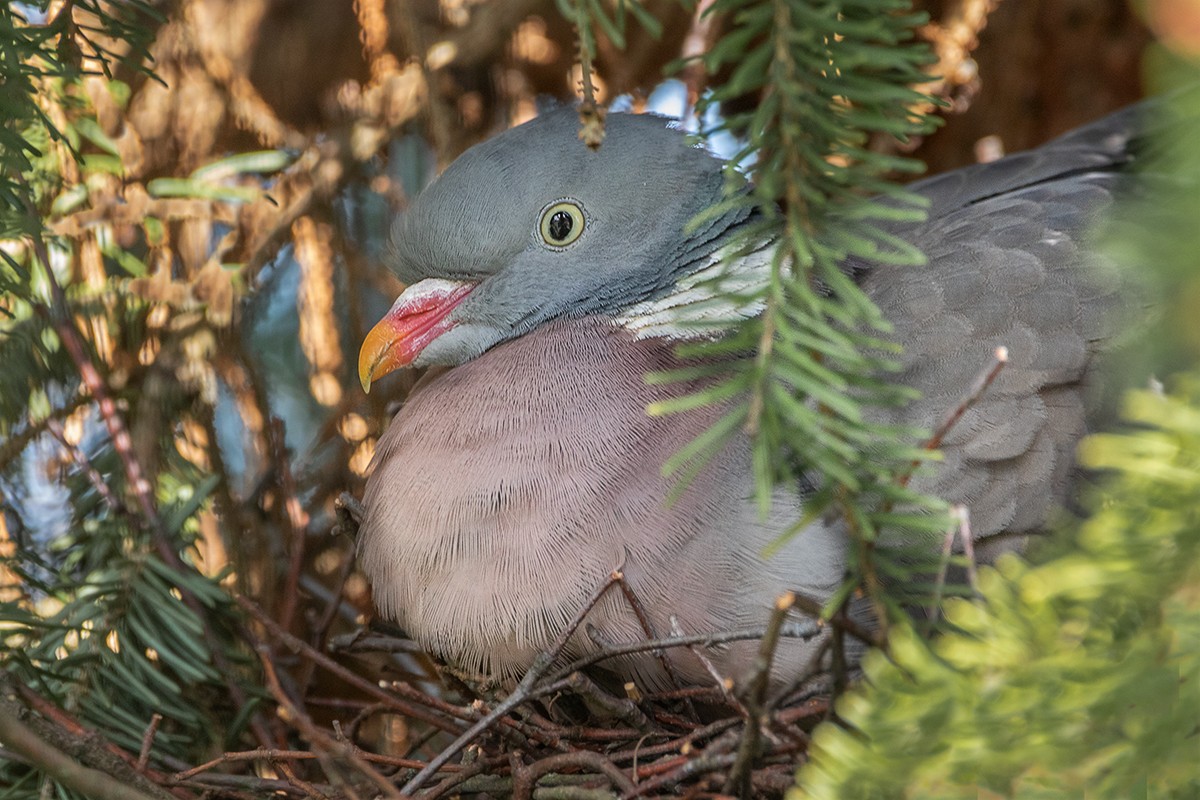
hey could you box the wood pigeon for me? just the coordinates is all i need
[356,105,1140,689]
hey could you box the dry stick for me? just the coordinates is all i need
[546,620,822,684]
[298,539,358,698]
[46,418,126,514]
[925,504,977,626]
[850,346,1008,646]
[136,713,164,773]
[669,616,741,709]
[17,191,274,750]
[420,754,505,800]
[516,751,638,798]
[400,569,626,796]
[173,749,442,784]
[11,682,170,787]
[958,506,979,588]
[786,591,879,648]
[0,704,171,800]
[768,636,832,711]
[723,592,797,797]
[258,646,398,800]
[175,773,314,798]
[403,678,566,753]
[625,751,739,799]
[275,759,335,800]
[237,596,466,735]
[270,417,309,633]
[608,717,742,771]
[611,571,697,721]
[679,0,718,114]
[904,345,1010,485]
[561,671,653,730]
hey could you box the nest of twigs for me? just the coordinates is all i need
[154,494,853,800]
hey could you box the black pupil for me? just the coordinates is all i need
[548,210,574,242]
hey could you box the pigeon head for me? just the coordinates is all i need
[359,109,744,389]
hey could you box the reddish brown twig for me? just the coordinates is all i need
[258,645,402,799]
[136,713,163,773]
[269,416,310,633]
[724,592,798,795]
[237,595,466,736]
[901,346,1009,486]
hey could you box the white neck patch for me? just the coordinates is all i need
[613,240,775,341]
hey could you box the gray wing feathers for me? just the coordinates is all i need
[861,111,1143,545]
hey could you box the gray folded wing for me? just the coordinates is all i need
[857,106,1147,550]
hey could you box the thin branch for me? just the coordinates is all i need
[269,416,309,633]
[135,713,163,773]
[516,751,637,797]
[400,568,625,795]
[237,596,466,736]
[46,418,126,515]
[612,569,696,720]
[173,748,441,783]
[572,1,606,149]
[724,591,797,795]
[0,698,173,800]
[548,619,823,685]
[258,645,400,800]
[898,345,1010,492]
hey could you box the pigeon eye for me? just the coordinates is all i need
[538,200,585,248]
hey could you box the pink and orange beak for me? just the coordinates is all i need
[358,279,476,392]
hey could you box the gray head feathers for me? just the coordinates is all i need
[388,110,751,366]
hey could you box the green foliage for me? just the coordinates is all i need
[794,380,1200,799]
[557,0,662,52]
[0,7,263,796]
[0,2,159,235]
[660,0,948,621]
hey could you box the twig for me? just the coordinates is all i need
[46,418,126,515]
[516,751,637,797]
[572,3,606,149]
[786,592,878,648]
[269,417,310,633]
[624,750,738,799]
[135,713,163,773]
[547,620,822,684]
[400,569,626,795]
[561,671,652,730]
[298,541,358,697]
[724,592,797,796]
[237,595,466,735]
[612,569,696,720]
[172,748,441,783]
[258,646,400,799]
[275,758,336,800]
[335,491,365,529]
[21,187,166,558]
[903,345,1009,486]
[0,701,171,800]
[958,505,979,589]
[679,0,718,117]
[328,631,428,656]
[669,616,738,706]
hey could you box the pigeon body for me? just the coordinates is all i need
[358,106,1141,687]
